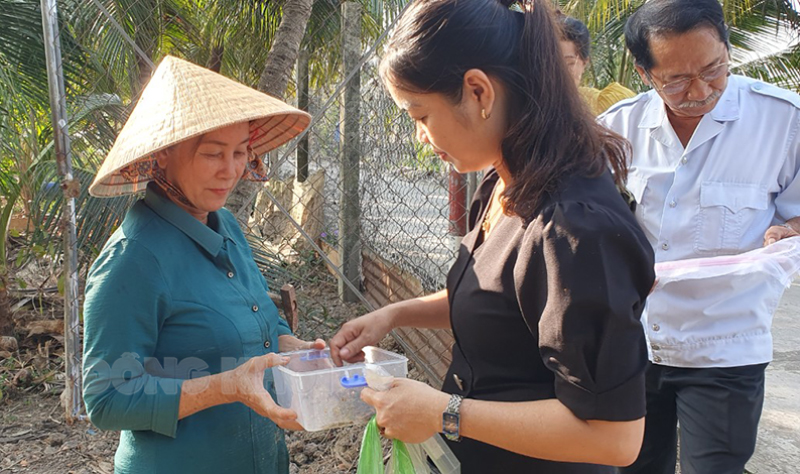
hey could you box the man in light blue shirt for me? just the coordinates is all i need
[600,1,800,473]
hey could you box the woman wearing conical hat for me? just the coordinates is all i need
[82,56,321,473]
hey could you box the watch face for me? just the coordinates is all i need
[443,412,460,434]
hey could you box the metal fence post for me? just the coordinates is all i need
[449,169,467,249]
[41,0,83,423]
[467,172,478,209]
[339,2,362,303]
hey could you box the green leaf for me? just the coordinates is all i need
[57,272,65,296]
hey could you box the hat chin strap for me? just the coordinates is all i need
[152,165,205,215]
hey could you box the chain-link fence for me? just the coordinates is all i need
[220,2,479,387]
[233,7,480,386]
[36,0,474,469]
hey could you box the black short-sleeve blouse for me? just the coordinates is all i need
[442,169,655,473]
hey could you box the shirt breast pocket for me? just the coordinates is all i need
[695,182,768,253]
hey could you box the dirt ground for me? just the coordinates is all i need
[0,340,410,474]
[0,251,408,474]
[0,390,376,474]
[0,390,391,474]
[1,393,117,474]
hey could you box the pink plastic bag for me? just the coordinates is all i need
[648,237,800,366]
[655,236,800,285]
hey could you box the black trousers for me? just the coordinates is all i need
[619,362,767,474]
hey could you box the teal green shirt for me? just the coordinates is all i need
[83,184,292,474]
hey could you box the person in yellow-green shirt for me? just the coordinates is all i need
[559,14,636,116]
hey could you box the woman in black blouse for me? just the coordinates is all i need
[329,0,655,472]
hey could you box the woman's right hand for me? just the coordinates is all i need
[330,308,395,366]
[226,353,304,430]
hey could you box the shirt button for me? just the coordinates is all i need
[661,243,670,251]
[652,323,660,331]
[264,340,271,349]
[227,271,234,278]
[252,305,259,312]
[653,355,663,363]
[651,343,661,351]
[669,200,677,208]
[681,157,688,165]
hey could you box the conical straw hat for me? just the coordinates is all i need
[89,55,311,197]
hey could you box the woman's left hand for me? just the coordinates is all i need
[360,378,450,443]
[278,335,326,352]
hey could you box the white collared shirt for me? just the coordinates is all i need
[600,75,800,368]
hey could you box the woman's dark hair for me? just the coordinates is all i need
[380,0,629,218]
[625,0,730,71]
[558,15,591,61]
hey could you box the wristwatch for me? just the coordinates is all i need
[442,394,464,442]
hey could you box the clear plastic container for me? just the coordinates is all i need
[420,434,461,474]
[272,346,408,431]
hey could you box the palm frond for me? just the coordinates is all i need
[734,41,800,91]
[30,163,135,268]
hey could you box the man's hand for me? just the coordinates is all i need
[763,223,799,246]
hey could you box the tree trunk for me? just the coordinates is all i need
[133,11,158,101]
[296,49,310,183]
[208,43,224,73]
[257,0,313,97]
[227,0,314,218]
[136,54,154,95]
[0,273,12,337]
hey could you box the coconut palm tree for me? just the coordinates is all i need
[218,0,408,212]
[1,0,408,302]
[557,0,800,92]
[0,0,135,335]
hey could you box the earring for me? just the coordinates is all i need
[481,109,490,120]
